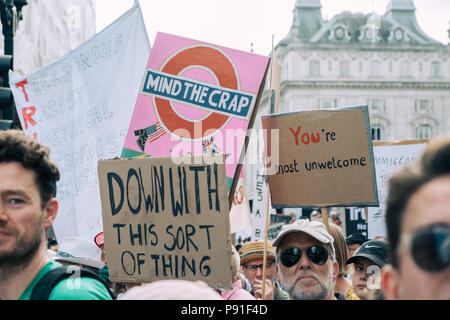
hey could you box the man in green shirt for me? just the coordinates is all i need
[0,130,112,300]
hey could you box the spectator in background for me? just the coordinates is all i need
[310,210,322,222]
[345,232,370,282]
[47,237,58,252]
[346,239,389,300]
[273,219,343,300]
[346,233,369,259]
[240,240,290,300]
[327,223,359,300]
[382,137,450,300]
[220,245,255,300]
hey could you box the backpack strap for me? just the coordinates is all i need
[30,265,115,300]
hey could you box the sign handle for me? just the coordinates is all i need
[261,181,271,300]
[322,207,330,232]
[365,207,368,224]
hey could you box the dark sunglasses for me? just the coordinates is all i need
[278,246,329,267]
[401,224,450,273]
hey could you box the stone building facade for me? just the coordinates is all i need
[245,0,450,201]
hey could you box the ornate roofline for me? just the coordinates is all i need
[280,80,450,90]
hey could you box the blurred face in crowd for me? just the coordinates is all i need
[351,257,380,300]
[310,211,322,222]
[382,176,450,300]
[0,163,57,269]
[242,258,276,290]
[346,243,361,259]
[276,232,338,300]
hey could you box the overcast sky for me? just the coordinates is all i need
[96,0,449,55]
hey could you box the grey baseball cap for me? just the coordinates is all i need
[272,219,335,259]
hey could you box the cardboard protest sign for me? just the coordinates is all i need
[261,106,378,208]
[121,32,270,204]
[9,2,150,242]
[368,140,427,238]
[97,155,232,289]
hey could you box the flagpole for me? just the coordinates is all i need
[262,35,275,300]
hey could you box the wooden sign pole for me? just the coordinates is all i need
[261,182,271,300]
[322,207,330,232]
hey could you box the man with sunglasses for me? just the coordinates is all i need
[381,137,450,300]
[240,240,290,300]
[273,219,342,300]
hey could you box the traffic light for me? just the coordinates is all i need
[0,55,13,120]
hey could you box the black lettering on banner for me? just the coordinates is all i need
[126,168,141,214]
[199,256,211,277]
[189,165,205,214]
[185,224,198,253]
[150,254,160,276]
[113,223,126,244]
[129,223,143,246]
[169,167,189,216]
[199,225,214,250]
[121,251,135,276]
[107,172,124,216]
[207,164,220,211]
[164,224,176,251]
[138,165,165,214]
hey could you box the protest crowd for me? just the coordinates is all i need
[0,128,449,300]
[0,2,449,303]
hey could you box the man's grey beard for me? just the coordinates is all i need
[0,216,44,273]
[279,268,334,300]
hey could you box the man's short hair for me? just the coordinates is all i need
[385,137,450,267]
[0,130,60,207]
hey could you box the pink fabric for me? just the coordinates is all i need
[221,279,256,300]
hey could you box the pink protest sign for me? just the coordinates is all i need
[122,32,270,197]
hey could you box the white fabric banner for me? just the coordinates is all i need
[251,162,277,241]
[368,142,427,238]
[9,1,151,243]
[229,178,252,234]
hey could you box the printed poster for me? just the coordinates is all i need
[121,32,270,201]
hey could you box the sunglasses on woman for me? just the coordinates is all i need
[278,246,330,267]
[400,223,450,273]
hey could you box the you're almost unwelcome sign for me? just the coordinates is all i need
[97,155,232,289]
[262,106,378,208]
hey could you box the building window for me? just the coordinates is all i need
[309,59,320,77]
[430,61,441,78]
[416,124,433,139]
[328,60,332,72]
[339,60,350,77]
[400,61,412,78]
[370,60,382,77]
[371,125,384,140]
[318,98,337,109]
[414,99,433,113]
[368,99,386,113]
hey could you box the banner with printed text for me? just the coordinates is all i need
[9,2,151,242]
[121,32,270,203]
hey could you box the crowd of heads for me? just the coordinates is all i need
[0,129,449,300]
